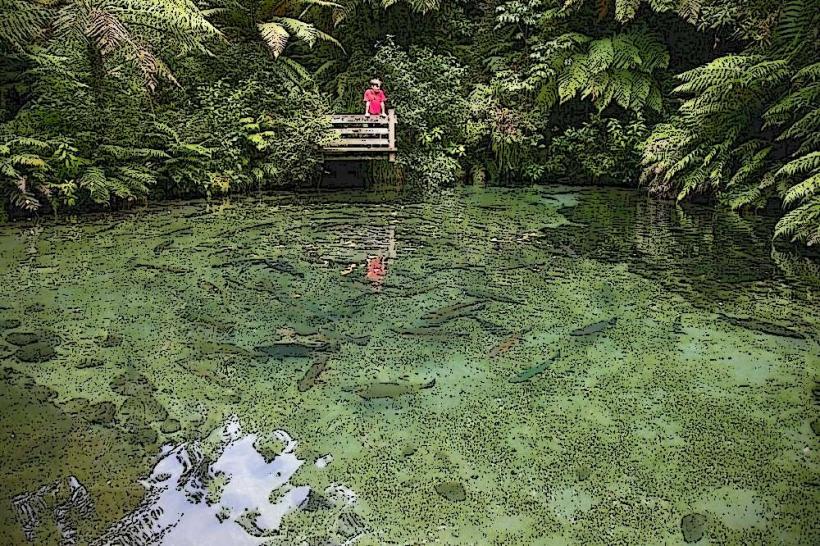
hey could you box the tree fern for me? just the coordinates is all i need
[643,0,819,244]
[209,0,342,59]
[530,27,668,113]
[50,0,222,91]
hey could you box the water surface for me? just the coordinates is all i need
[1,186,818,544]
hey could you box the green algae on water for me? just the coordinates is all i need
[0,186,818,545]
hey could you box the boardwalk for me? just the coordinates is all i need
[323,109,397,162]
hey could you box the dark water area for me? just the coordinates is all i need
[0,185,817,545]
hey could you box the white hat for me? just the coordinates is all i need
[369,78,382,85]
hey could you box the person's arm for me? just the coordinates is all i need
[364,90,371,116]
[381,92,387,117]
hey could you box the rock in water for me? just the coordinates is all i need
[87,402,117,424]
[298,358,329,392]
[160,418,181,434]
[335,512,367,539]
[101,332,123,347]
[300,491,332,512]
[489,333,520,358]
[118,393,168,426]
[681,513,707,543]
[717,313,805,340]
[435,481,466,502]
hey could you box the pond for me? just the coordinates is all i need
[0,186,818,545]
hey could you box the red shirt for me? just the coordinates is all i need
[364,89,387,115]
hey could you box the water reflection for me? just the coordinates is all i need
[91,418,356,546]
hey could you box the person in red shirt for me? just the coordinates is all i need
[364,78,387,117]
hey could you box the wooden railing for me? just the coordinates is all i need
[323,109,397,162]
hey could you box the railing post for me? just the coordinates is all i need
[388,109,396,163]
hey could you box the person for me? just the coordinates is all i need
[363,78,387,117]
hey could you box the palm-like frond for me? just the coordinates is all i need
[643,0,820,243]
[0,0,47,49]
[534,27,668,113]
[774,196,820,245]
[49,0,221,91]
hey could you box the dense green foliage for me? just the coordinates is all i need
[642,0,820,245]
[1,0,818,244]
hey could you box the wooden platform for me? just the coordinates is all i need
[324,109,397,162]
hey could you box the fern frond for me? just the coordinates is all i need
[258,21,289,58]
[726,145,771,188]
[764,83,820,124]
[794,62,820,82]
[614,0,640,22]
[774,196,820,244]
[0,0,47,49]
[99,145,169,161]
[782,172,820,206]
[778,108,820,141]
[776,151,820,179]
[586,37,613,73]
[772,0,819,57]
[77,167,111,204]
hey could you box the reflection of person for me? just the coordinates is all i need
[366,255,386,284]
[364,225,395,290]
[364,78,387,117]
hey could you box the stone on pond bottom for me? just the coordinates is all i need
[435,481,466,502]
[16,341,56,363]
[7,331,42,346]
[160,418,181,434]
[681,513,707,543]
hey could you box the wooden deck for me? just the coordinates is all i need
[324,109,397,162]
